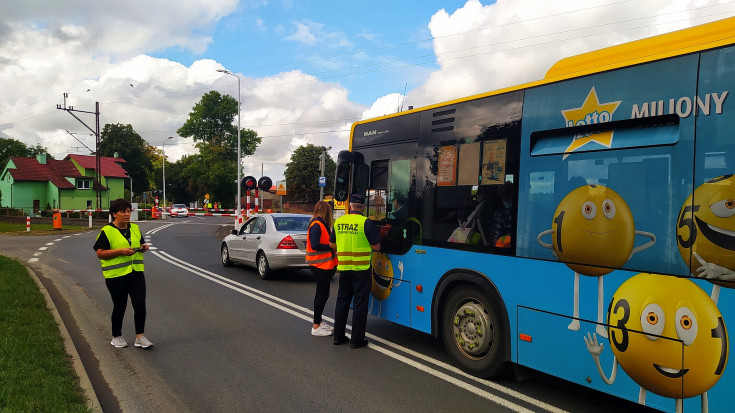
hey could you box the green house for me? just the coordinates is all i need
[0,153,129,213]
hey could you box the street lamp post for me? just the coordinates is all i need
[216,69,242,225]
[162,136,174,219]
[319,146,332,201]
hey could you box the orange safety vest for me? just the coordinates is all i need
[305,220,338,270]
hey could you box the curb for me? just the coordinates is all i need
[27,266,103,413]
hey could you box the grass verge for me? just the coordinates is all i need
[0,256,91,412]
[0,222,93,235]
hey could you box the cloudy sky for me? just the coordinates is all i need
[2,0,734,183]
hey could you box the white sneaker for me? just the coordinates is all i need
[135,335,154,348]
[322,324,334,332]
[110,336,128,348]
[311,324,333,337]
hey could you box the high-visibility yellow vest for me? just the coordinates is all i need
[305,220,337,270]
[97,224,144,279]
[334,214,372,271]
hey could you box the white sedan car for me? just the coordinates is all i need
[221,213,311,279]
[170,204,189,217]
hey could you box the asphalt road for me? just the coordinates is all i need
[0,217,657,413]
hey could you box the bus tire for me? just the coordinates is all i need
[440,285,507,378]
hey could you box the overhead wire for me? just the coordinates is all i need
[1,2,733,150]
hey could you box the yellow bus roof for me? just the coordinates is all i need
[351,16,735,136]
[545,16,735,80]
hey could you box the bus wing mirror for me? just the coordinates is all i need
[334,150,353,202]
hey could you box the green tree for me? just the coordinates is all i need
[0,138,52,168]
[177,91,261,207]
[284,144,335,203]
[98,124,153,195]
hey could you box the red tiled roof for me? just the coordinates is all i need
[65,154,129,178]
[7,157,83,189]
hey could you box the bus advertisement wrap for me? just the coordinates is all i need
[339,17,735,413]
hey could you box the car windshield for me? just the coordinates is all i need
[273,216,310,232]
[173,204,186,208]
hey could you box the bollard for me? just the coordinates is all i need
[88,212,92,228]
[26,216,30,232]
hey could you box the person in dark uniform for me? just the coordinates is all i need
[330,194,381,348]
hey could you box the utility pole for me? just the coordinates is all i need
[319,146,331,201]
[57,94,102,209]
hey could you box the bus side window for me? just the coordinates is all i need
[369,160,389,221]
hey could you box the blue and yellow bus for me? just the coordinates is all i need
[333,17,735,412]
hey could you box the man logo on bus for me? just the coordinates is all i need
[677,175,735,304]
[538,184,655,338]
[584,272,727,411]
[561,87,621,159]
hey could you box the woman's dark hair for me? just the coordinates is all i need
[109,198,132,216]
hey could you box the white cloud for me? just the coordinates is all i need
[0,0,366,183]
[284,20,352,49]
[233,70,363,180]
[361,94,406,120]
[285,22,317,46]
[375,0,735,114]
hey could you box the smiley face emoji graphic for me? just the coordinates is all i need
[371,252,395,301]
[552,185,636,276]
[607,273,728,399]
[540,184,656,336]
[677,175,735,287]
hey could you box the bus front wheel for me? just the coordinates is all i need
[441,285,507,378]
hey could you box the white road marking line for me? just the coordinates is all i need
[28,258,39,263]
[39,247,48,251]
[152,250,565,413]
[45,243,54,246]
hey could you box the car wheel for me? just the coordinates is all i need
[440,285,508,378]
[257,252,272,280]
[221,244,233,267]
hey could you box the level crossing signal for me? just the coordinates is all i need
[242,175,272,191]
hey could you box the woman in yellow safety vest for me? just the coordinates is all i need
[93,198,153,349]
[306,200,338,336]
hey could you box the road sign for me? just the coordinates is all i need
[276,181,287,196]
[334,199,346,210]
[318,176,326,187]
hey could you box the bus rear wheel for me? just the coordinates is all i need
[441,285,507,378]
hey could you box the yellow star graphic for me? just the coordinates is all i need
[561,87,621,159]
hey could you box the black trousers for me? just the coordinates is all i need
[105,271,146,337]
[310,266,336,325]
[333,268,371,344]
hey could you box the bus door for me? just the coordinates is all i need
[359,146,418,325]
[344,115,419,327]
[517,53,700,408]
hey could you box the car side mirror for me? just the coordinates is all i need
[230,229,238,235]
